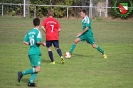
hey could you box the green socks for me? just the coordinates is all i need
[69,44,104,55]
[97,46,104,54]
[22,68,35,75]
[30,73,37,83]
[69,44,76,54]
[22,68,37,83]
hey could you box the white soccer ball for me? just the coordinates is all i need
[64,52,71,59]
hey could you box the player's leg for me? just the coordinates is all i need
[92,44,104,54]
[53,40,62,57]
[21,67,35,75]
[87,37,107,59]
[46,41,55,64]
[91,44,107,59]
[28,72,37,87]
[69,37,81,54]
[18,55,41,83]
[28,66,40,87]
[28,55,41,87]
[18,67,35,82]
[53,40,65,64]
[18,55,36,82]
[48,47,55,64]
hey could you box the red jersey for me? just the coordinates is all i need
[42,17,60,40]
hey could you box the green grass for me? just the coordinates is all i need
[0,16,133,88]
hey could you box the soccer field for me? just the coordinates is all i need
[0,16,133,88]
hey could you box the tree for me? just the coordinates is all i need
[30,0,81,17]
[0,0,23,16]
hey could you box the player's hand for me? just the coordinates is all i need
[43,42,46,46]
[23,41,30,45]
[76,33,82,38]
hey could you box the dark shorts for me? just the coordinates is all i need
[46,40,59,48]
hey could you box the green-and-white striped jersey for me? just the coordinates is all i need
[82,16,93,37]
[24,28,42,56]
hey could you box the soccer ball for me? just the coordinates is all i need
[64,52,71,59]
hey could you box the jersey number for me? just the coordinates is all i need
[50,25,54,33]
[29,36,35,46]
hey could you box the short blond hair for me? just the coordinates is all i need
[48,9,54,16]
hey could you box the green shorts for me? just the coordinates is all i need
[28,54,41,67]
[79,35,95,44]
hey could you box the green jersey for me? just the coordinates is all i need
[24,28,42,56]
[82,16,93,37]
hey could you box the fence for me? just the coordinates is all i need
[0,3,125,18]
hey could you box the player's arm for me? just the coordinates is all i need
[57,21,61,33]
[41,20,46,33]
[76,26,89,37]
[81,27,89,35]
[37,42,46,46]
[41,26,46,33]
[36,31,46,46]
[23,41,29,45]
[23,34,30,45]
[58,28,61,33]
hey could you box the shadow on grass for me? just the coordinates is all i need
[73,53,94,58]
[15,78,29,87]
[42,58,65,65]
[21,78,29,83]
[42,59,50,63]
[15,84,21,86]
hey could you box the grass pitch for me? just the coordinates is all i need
[0,16,133,88]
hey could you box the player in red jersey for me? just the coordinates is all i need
[42,10,64,64]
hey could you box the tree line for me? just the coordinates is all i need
[0,0,133,18]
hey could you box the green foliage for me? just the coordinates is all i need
[0,0,80,17]
[0,0,23,3]
[96,17,103,21]
[30,0,50,17]
[53,1,67,17]
[30,0,79,17]
[0,0,23,16]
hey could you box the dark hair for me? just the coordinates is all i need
[81,9,87,14]
[33,18,40,26]
[48,9,54,16]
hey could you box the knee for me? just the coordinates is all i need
[92,44,97,48]
[74,38,80,44]
[48,48,52,51]
[36,69,40,72]
[35,67,41,73]
[55,47,59,50]
[74,40,78,44]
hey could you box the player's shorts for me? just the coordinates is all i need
[29,54,41,67]
[46,40,59,48]
[79,35,95,44]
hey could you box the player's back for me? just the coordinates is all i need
[26,28,42,55]
[43,17,60,40]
